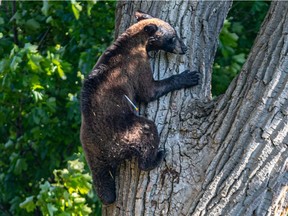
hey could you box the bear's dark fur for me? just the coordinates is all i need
[80,11,199,205]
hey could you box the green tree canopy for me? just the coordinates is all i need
[0,1,115,215]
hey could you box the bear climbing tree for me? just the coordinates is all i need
[80,11,199,205]
[103,1,288,216]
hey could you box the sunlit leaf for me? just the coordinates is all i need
[28,54,43,72]
[41,0,50,16]
[87,1,96,16]
[232,53,246,64]
[71,0,82,20]
[46,16,53,23]
[32,90,44,102]
[57,64,67,80]
[19,196,36,212]
[52,59,67,80]
[10,56,22,71]
[74,197,85,204]
[82,204,93,214]
[24,43,38,53]
[4,140,13,148]
[47,203,57,216]
[40,181,51,193]
[68,159,84,171]
[32,84,44,91]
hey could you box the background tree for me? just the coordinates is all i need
[103,1,287,215]
[212,1,270,96]
[0,1,115,215]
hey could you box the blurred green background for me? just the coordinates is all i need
[0,1,269,215]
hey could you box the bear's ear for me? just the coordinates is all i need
[135,10,153,22]
[144,24,158,36]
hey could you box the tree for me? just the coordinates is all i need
[0,1,115,215]
[212,1,270,96]
[103,1,288,215]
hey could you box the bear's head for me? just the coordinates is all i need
[135,11,187,55]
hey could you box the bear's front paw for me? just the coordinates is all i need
[179,70,200,87]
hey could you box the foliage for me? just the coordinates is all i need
[0,1,115,215]
[20,155,101,216]
[212,1,270,96]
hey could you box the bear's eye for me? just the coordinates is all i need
[168,37,176,44]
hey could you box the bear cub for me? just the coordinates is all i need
[80,11,199,205]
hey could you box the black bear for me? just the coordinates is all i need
[80,11,199,205]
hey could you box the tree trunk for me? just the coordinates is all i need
[103,1,288,215]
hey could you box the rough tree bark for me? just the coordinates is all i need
[103,1,288,215]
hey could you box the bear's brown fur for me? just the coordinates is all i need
[80,11,199,205]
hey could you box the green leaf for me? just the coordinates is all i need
[57,64,66,80]
[4,140,13,148]
[47,203,57,216]
[46,97,56,112]
[87,1,96,17]
[68,159,84,171]
[232,22,244,34]
[24,43,38,53]
[32,90,44,102]
[0,59,9,74]
[74,197,85,204]
[32,84,44,91]
[10,56,22,71]
[82,204,92,214]
[41,0,50,16]
[71,1,82,20]
[10,11,21,22]
[25,19,41,31]
[39,181,51,193]
[232,53,246,64]
[9,197,21,213]
[46,16,53,23]
[0,1,116,215]
[14,158,28,175]
[52,59,67,80]
[28,54,43,72]
[20,196,36,212]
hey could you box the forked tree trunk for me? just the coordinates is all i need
[103,1,288,215]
